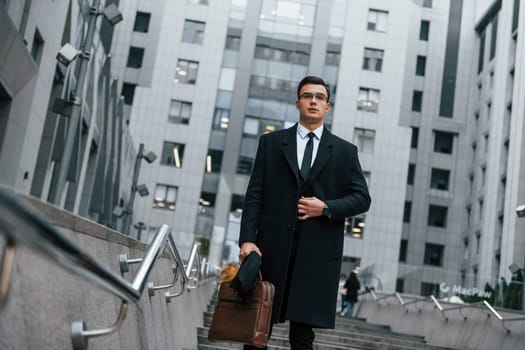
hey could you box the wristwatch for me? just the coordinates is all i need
[322,204,331,218]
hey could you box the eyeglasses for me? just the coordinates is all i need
[299,92,328,102]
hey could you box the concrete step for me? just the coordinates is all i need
[198,326,456,350]
[270,325,428,346]
[202,300,458,350]
[204,312,423,343]
[199,334,370,350]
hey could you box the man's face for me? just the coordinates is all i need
[296,83,330,127]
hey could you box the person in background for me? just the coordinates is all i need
[343,266,361,318]
[338,273,348,315]
[238,76,371,349]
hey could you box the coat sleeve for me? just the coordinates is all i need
[238,135,266,246]
[325,144,371,221]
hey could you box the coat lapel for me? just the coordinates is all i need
[303,127,334,189]
[282,124,300,183]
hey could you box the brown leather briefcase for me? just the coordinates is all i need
[208,279,275,348]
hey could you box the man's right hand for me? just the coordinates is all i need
[239,242,262,264]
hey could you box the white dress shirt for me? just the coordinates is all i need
[296,123,323,170]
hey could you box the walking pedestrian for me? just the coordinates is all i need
[343,266,361,317]
[238,76,371,349]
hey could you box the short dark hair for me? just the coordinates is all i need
[297,76,330,102]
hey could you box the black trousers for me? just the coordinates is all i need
[244,225,315,350]
[242,321,314,350]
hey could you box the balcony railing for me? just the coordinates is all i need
[0,187,218,349]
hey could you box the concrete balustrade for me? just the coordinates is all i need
[0,195,215,350]
[357,293,525,350]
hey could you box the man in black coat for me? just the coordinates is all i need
[239,76,371,349]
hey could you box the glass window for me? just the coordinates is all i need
[243,118,259,135]
[216,90,233,108]
[424,243,444,266]
[225,35,241,50]
[127,46,145,68]
[182,19,205,44]
[396,279,405,293]
[434,131,454,154]
[478,31,485,74]
[121,83,137,105]
[399,239,408,261]
[31,28,44,66]
[407,163,415,185]
[403,202,412,223]
[428,205,448,228]
[344,216,366,238]
[237,156,254,175]
[412,90,423,112]
[133,12,151,33]
[219,68,236,91]
[416,55,426,76]
[419,20,430,41]
[354,128,375,153]
[490,16,498,60]
[363,48,384,72]
[153,184,178,210]
[512,0,520,32]
[422,0,433,8]
[168,100,192,124]
[245,118,283,136]
[411,127,419,148]
[357,87,380,112]
[430,168,450,190]
[205,149,223,173]
[367,9,388,32]
[420,282,440,297]
[161,141,185,168]
[213,108,230,130]
[199,192,216,209]
[326,50,341,66]
[174,59,199,84]
[230,194,245,214]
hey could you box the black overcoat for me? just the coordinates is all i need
[239,124,371,328]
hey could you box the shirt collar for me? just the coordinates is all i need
[297,123,323,140]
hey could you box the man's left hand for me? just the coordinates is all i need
[297,196,325,220]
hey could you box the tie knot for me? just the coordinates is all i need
[307,132,315,140]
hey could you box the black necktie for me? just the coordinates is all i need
[300,132,315,179]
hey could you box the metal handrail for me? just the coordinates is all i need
[0,187,218,349]
[369,289,424,312]
[363,288,525,334]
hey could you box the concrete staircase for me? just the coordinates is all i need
[194,293,460,350]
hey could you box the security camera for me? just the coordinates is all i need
[113,206,125,217]
[137,184,149,197]
[103,4,123,25]
[56,43,80,66]
[143,151,157,164]
[509,262,522,274]
[516,204,525,218]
